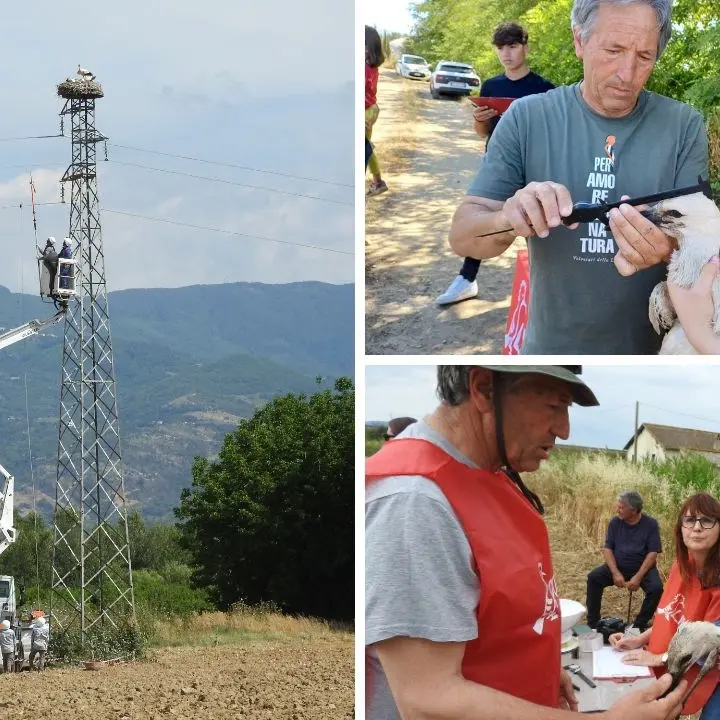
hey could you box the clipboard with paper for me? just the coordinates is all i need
[592,647,654,680]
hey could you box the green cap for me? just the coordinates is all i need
[479,365,599,407]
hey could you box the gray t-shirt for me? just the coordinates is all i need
[468,83,708,355]
[366,420,480,720]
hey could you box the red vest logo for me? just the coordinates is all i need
[532,562,560,634]
[656,593,686,625]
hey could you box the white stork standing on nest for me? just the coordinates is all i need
[77,65,95,81]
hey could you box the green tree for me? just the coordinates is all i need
[0,512,52,605]
[175,378,354,621]
[366,425,385,456]
[127,510,190,571]
[405,0,720,195]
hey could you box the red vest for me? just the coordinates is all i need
[366,438,561,707]
[648,562,720,715]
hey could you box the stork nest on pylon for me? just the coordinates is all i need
[57,79,104,99]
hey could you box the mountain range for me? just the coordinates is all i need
[0,281,353,521]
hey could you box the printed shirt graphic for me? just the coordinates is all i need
[655,592,687,626]
[580,135,619,260]
[532,561,560,634]
[605,135,616,169]
[466,83,708,354]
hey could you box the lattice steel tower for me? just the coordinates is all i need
[51,73,135,641]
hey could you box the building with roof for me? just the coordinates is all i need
[623,423,720,465]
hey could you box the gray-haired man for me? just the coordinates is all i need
[366,366,685,720]
[587,490,663,631]
[448,0,708,354]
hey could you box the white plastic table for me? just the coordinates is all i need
[562,647,655,713]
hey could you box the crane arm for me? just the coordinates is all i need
[0,311,65,352]
[0,311,64,553]
[0,465,16,557]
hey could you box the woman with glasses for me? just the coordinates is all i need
[610,492,720,719]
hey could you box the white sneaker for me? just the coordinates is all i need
[436,276,478,306]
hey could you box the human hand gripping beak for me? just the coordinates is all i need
[611,195,673,276]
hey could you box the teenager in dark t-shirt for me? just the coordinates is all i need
[436,22,553,307]
[586,491,663,632]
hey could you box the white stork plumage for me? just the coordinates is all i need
[77,65,95,81]
[662,621,720,705]
[647,192,720,354]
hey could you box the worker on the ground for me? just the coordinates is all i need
[59,237,73,290]
[38,237,59,297]
[29,616,49,671]
[0,620,15,673]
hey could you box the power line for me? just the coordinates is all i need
[102,208,354,256]
[109,142,353,189]
[0,201,63,211]
[586,403,634,416]
[106,159,353,207]
[0,162,65,170]
[0,134,63,142]
[0,136,352,189]
[641,403,720,430]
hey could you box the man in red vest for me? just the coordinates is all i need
[366,365,687,720]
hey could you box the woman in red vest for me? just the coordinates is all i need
[611,492,720,718]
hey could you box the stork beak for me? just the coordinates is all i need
[662,656,697,697]
[641,204,663,226]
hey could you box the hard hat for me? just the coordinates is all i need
[33,617,46,627]
[46,236,56,245]
[0,620,10,630]
[63,237,72,245]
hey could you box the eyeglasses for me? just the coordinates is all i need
[681,515,719,530]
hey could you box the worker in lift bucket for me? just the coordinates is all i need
[59,237,73,291]
[38,237,59,298]
[0,620,15,673]
[29,616,49,671]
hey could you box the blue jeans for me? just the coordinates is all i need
[700,683,720,720]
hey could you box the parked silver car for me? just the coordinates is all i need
[395,54,431,80]
[430,61,480,98]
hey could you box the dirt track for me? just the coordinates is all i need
[365,71,523,355]
[0,640,353,719]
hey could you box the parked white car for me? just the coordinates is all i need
[395,54,431,80]
[430,61,480,98]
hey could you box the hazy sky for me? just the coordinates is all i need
[364,0,414,34]
[0,0,353,294]
[365,365,720,450]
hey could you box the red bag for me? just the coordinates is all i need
[503,250,530,355]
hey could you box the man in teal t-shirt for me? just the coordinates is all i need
[449,0,708,355]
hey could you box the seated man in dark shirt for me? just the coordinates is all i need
[586,491,663,632]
